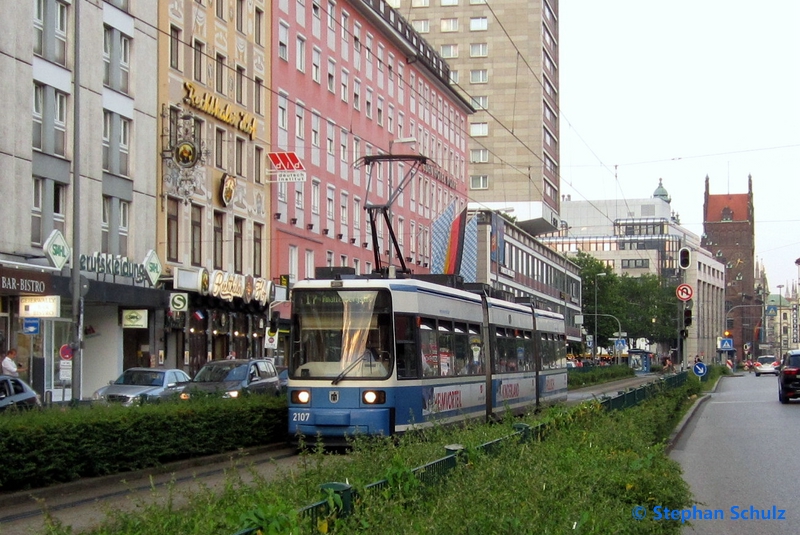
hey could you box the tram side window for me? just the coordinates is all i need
[453,323,469,375]
[395,315,418,378]
[468,326,484,375]
[494,328,513,373]
[420,319,439,376]
[438,321,454,376]
[540,333,557,368]
[517,332,534,371]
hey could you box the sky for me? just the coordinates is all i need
[557,0,800,293]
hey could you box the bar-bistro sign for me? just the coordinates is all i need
[0,267,52,296]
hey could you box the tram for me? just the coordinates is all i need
[286,275,568,445]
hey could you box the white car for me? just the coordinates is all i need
[754,356,779,376]
[94,368,191,405]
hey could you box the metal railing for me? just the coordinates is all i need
[232,371,688,534]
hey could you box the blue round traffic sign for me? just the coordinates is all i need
[693,362,707,377]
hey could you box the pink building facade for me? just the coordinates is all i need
[269,0,473,294]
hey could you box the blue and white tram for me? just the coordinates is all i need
[286,277,567,444]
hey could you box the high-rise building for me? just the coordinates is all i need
[1,0,165,400]
[387,0,561,233]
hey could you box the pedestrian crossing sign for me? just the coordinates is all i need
[718,338,734,350]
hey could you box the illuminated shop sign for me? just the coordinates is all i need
[209,270,273,306]
[19,295,61,318]
[79,250,163,287]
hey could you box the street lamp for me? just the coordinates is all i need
[594,272,606,360]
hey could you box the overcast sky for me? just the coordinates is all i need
[558,0,800,293]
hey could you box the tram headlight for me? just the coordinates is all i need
[292,390,311,404]
[362,390,386,404]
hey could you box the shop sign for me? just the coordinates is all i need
[43,230,71,270]
[122,309,148,328]
[19,295,61,318]
[79,250,162,287]
[0,267,52,296]
[209,270,272,305]
[221,174,236,206]
[183,82,256,139]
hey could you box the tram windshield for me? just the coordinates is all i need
[290,288,393,381]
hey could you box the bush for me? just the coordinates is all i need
[0,396,287,492]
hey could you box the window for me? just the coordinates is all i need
[440,18,458,32]
[170,26,181,69]
[253,222,263,276]
[296,36,306,72]
[366,88,373,118]
[295,182,304,208]
[235,66,245,104]
[471,175,488,190]
[103,111,131,176]
[471,95,488,109]
[32,84,43,150]
[278,23,289,61]
[470,149,488,163]
[53,90,66,156]
[34,0,43,56]
[254,77,263,114]
[470,43,488,57]
[470,122,488,136]
[341,70,349,102]
[353,79,361,109]
[377,98,383,126]
[255,8,264,45]
[449,70,459,84]
[193,40,204,82]
[233,217,243,273]
[341,10,349,41]
[411,0,429,5]
[305,250,315,279]
[470,69,488,83]
[353,198,361,229]
[236,0,244,32]
[312,48,321,83]
[278,96,288,130]
[104,27,131,93]
[30,178,66,246]
[295,107,305,139]
[311,180,320,214]
[254,146,263,184]
[326,187,335,219]
[412,20,429,33]
[441,0,458,4]
[327,1,336,30]
[311,113,320,147]
[167,197,179,261]
[340,193,348,224]
[327,59,336,92]
[440,44,458,58]
[216,0,224,18]
[216,54,226,93]
[213,211,224,269]
[215,128,225,168]
[54,0,67,65]
[235,137,244,176]
[340,132,348,162]
[470,17,488,31]
[191,204,202,266]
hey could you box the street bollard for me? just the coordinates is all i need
[319,482,353,516]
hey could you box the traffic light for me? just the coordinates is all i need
[683,308,692,327]
[678,247,691,270]
[724,330,731,338]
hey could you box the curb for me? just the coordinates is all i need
[666,373,726,453]
[0,443,288,508]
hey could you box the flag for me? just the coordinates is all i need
[193,310,205,321]
[444,208,468,275]
[430,200,457,273]
[459,212,478,283]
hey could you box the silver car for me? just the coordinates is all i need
[93,368,191,405]
[754,355,779,377]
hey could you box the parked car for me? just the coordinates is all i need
[180,359,281,399]
[754,355,779,377]
[778,350,800,403]
[93,368,191,406]
[276,366,288,393]
[0,375,41,412]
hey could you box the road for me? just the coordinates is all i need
[670,372,797,534]
[0,372,660,535]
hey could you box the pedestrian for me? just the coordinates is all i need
[2,348,24,377]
